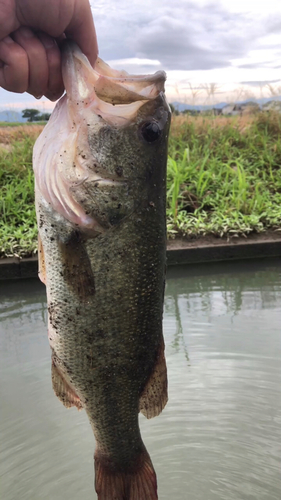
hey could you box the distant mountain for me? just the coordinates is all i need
[213,102,229,109]
[252,96,281,105]
[0,110,27,123]
[171,96,281,112]
[171,102,213,112]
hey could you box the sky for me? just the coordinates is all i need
[1,0,281,111]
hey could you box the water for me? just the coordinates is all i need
[1,259,281,500]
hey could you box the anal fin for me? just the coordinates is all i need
[38,234,46,285]
[139,336,168,419]
[52,359,83,411]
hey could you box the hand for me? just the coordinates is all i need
[0,0,98,101]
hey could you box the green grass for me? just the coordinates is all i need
[1,112,281,257]
[0,137,38,257]
[0,121,23,127]
[0,121,47,127]
[167,112,281,238]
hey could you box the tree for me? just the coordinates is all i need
[38,112,51,121]
[22,109,40,122]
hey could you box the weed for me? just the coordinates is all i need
[167,112,281,239]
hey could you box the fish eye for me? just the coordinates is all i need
[140,121,161,143]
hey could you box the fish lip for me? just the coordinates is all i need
[61,40,167,112]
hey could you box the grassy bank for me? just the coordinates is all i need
[0,121,47,127]
[0,127,41,258]
[167,113,281,238]
[1,112,281,257]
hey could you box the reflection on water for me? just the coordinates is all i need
[1,259,281,500]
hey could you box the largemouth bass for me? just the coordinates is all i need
[33,41,170,500]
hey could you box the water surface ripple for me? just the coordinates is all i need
[0,258,280,499]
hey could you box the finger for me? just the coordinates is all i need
[0,5,19,41]
[66,0,98,67]
[12,26,49,98]
[0,35,28,92]
[37,32,64,101]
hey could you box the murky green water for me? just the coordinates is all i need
[1,259,281,500]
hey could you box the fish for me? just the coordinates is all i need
[33,41,171,500]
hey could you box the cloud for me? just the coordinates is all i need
[263,17,281,34]
[240,80,281,86]
[238,63,267,69]
[108,58,161,67]
[92,1,267,72]
[1,1,281,108]
[107,57,162,74]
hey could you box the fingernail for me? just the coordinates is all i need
[19,27,34,39]
[39,33,56,49]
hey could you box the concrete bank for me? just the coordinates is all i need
[0,232,281,280]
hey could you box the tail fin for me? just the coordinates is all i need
[95,449,158,500]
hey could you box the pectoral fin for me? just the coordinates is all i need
[58,231,95,300]
[139,337,168,419]
[52,358,83,410]
[38,234,46,285]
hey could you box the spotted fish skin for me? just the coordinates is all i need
[33,41,170,500]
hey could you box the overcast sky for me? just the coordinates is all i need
[1,0,281,110]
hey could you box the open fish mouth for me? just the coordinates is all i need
[33,42,168,230]
[62,41,166,126]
